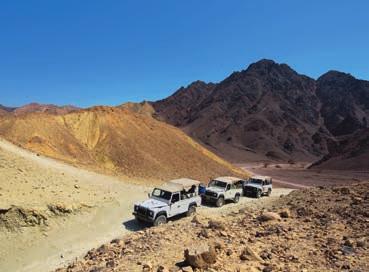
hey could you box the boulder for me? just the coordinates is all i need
[258,212,281,222]
[184,243,217,268]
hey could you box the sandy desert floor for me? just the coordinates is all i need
[0,138,150,272]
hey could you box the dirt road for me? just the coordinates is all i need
[0,139,292,272]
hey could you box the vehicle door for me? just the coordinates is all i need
[169,192,186,216]
[225,183,232,199]
[262,180,268,193]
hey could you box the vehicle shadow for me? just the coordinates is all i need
[122,219,148,231]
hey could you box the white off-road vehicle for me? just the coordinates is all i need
[243,175,273,198]
[202,176,244,207]
[133,178,202,226]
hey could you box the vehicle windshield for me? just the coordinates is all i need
[152,188,172,200]
[248,178,263,185]
[209,180,227,188]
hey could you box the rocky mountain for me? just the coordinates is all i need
[0,103,79,116]
[316,71,369,136]
[153,60,369,166]
[13,103,80,115]
[153,60,330,163]
[0,104,16,112]
[0,106,245,182]
[311,128,369,171]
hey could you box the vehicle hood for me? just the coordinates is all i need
[244,183,262,189]
[206,187,225,194]
[137,198,168,209]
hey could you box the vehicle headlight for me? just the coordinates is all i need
[148,210,154,217]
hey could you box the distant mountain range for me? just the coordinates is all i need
[0,103,79,116]
[153,59,369,170]
[1,59,368,171]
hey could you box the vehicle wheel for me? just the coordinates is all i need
[153,215,167,226]
[234,194,240,203]
[216,197,225,207]
[267,189,272,196]
[186,205,196,217]
[256,190,262,199]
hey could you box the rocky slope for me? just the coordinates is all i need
[56,182,369,272]
[0,106,245,183]
[311,128,369,171]
[153,59,369,167]
[154,60,330,163]
[317,71,369,136]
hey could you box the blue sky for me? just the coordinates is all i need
[0,1,368,107]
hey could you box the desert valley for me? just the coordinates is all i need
[0,59,368,272]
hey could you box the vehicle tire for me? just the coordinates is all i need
[186,205,196,217]
[256,190,262,199]
[267,189,272,196]
[216,197,225,207]
[234,194,240,203]
[153,215,167,226]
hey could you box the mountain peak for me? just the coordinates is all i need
[318,70,355,82]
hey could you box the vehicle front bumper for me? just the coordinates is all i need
[132,212,155,223]
[243,187,258,196]
[202,194,218,202]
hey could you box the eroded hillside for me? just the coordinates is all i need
[0,106,245,183]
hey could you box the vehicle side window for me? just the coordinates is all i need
[226,184,231,191]
[171,193,180,203]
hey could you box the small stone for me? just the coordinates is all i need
[181,266,193,272]
[279,209,291,218]
[157,265,169,272]
[143,262,153,272]
[240,246,263,262]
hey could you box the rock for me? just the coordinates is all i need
[344,239,355,248]
[106,260,115,268]
[199,228,210,238]
[258,212,281,222]
[263,266,273,272]
[184,243,217,268]
[74,184,80,189]
[181,266,193,272]
[220,231,228,237]
[208,220,225,230]
[143,262,153,272]
[357,238,366,248]
[279,209,291,218]
[157,265,169,272]
[240,246,263,262]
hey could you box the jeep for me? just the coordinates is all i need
[243,175,272,198]
[202,176,244,207]
[133,178,202,226]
